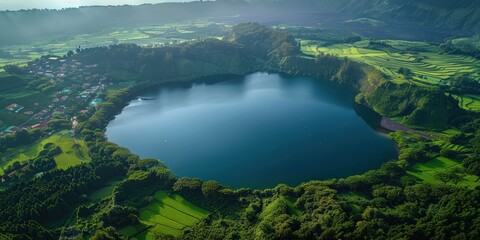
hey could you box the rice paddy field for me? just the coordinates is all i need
[120,191,209,239]
[301,40,480,86]
[0,21,227,70]
[301,39,480,111]
[0,130,90,175]
[451,94,480,112]
[427,129,470,153]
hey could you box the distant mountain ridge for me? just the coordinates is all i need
[261,0,480,33]
[348,0,480,33]
[0,0,479,46]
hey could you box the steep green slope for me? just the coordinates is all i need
[286,0,480,33]
[362,82,463,130]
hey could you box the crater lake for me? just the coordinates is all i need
[106,73,397,188]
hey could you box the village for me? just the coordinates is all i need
[0,54,118,185]
[0,55,110,137]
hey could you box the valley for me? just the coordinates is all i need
[0,1,480,239]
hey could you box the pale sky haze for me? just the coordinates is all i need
[0,0,190,11]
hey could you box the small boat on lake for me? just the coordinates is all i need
[137,97,156,101]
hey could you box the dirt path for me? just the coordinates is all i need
[380,117,438,139]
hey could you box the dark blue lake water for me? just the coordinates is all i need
[106,73,397,188]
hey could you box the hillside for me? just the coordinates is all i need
[1,12,480,240]
[341,0,480,33]
[1,0,480,47]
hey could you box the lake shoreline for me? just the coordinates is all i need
[380,117,437,139]
[106,73,398,189]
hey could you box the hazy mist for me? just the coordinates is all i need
[0,0,191,11]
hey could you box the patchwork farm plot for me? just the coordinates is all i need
[301,39,480,111]
[120,191,209,239]
[0,21,227,70]
[0,130,90,175]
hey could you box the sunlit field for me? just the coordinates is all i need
[0,20,227,70]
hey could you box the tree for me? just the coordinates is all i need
[398,67,413,78]
[472,131,480,154]
[3,64,27,74]
[463,155,480,175]
[449,74,480,94]
[91,227,123,240]
[434,168,465,185]
[434,171,450,184]
[100,205,137,227]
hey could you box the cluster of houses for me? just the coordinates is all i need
[1,56,109,137]
[5,103,24,113]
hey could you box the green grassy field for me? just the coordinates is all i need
[338,192,369,215]
[0,21,227,71]
[0,74,26,92]
[0,74,39,129]
[283,196,302,216]
[87,180,122,201]
[0,130,90,175]
[0,141,38,175]
[407,157,480,188]
[0,89,36,99]
[50,132,90,169]
[120,191,209,239]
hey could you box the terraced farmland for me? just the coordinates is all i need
[301,39,480,111]
[301,40,480,86]
[120,191,209,239]
[452,94,480,112]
